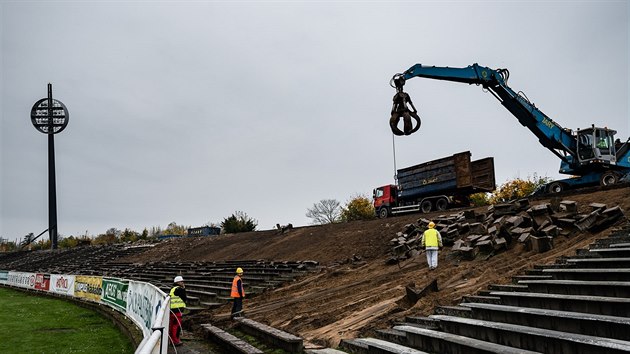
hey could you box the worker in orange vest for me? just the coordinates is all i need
[231,267,245,319]
[421,221,443,270]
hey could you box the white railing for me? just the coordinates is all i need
[0,270,169,354]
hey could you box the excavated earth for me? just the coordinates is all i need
[122,186,630,348]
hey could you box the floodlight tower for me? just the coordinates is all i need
[30,84,69,249]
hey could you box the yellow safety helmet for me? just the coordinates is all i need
[236,267,244,275]
[428,221,436,228]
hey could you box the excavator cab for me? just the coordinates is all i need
[576,126,617,165]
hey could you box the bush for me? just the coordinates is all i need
[489,174,552,204]
[221,211,258,233]
[341,195,375,221]
[469,192,490,207]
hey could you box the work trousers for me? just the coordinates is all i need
[426,248,439,269]
[169,311,183,345]
[231,297,243,317]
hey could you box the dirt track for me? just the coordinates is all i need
[124,187,630,347]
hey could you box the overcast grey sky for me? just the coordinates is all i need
[1,1,628,242]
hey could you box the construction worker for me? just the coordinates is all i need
[421,222,443,270]
[169,276,187,346]
[231,267,245,319]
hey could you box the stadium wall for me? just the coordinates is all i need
[0,270,169,354]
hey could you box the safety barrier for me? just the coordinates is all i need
[0,269,169,354]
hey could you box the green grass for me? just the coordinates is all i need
[0,287,134,354]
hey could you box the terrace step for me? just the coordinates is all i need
[430,314,630,353]
[541,268,630,281]
[461,302,630,341]
[461,295,502,304]
[404,316,440,330]
[566,257,630,268]
[200,323,263,354]
[488,284,529,292]
[235,318,303,353]
[511,275,553,283]
[345,337,428,354]
[393,325,541,354]
[516,279,630,298]
[489,291,630,316]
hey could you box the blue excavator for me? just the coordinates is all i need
[389,63,630,193]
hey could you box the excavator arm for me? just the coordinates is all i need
[393,64,577,164]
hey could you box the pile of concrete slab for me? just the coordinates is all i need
[387,199,626,264]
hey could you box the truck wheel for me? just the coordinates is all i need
[600,172,619,186]
[378,207,389,219]
[435,198,448,211]
[420,200,432,213]
[548,182,564,194]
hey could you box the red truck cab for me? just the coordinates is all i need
[373,185,397,218]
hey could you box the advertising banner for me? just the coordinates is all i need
[75,275,103,302]
[34,273,51,291]
[7,271,36,289]
[0,270,8,285]
[127,280,166,337]
[102,277,128,312]
[50,274,75,296]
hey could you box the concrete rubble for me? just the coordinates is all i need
[387,199,626,264]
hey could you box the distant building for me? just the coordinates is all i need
[187,226,221,237]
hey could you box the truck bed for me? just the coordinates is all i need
[397,151,495,200]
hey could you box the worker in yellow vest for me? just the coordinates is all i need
[169,276,187,346]
[231,267,245,319]
[421,221,443,270]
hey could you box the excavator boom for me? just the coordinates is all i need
[389,62,630,189]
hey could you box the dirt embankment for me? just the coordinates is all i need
[122,187,630,347]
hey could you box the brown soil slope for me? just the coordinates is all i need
[123,187,630,347]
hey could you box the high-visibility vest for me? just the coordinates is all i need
[231,276,245,298]
[423,228,439,247]
[170,286,186,309]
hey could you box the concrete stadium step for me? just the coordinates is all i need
[591,236,630,248]
[185,295,201,306]
[475,289,493,296]
[566,257,630,268]
[610,242,630,248]
[186,283,229,294]
[525,268,545,275]
[511,275,553,283]
[305,349,347,354]
[460,302,630,341]
[433,306,472,318]
[430,314,630,354]
[517,279,630,298]
[200,323,263,354]
[541,268,630,281]
[186,305,210,312]
[341,337,429,354]
[199,301,223,309]
[589,247,630,257]
[404,316,440,330]
[488,291,630,316]
[488,284,529,292]
[235,318,303,353]
[462,295,502,305]
[375,328,408,344]
[304,348,346,354]
[392,325,541,354]
[185,289,218,302]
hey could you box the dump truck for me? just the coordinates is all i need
[373,151,495,218]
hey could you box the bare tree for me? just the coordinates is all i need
[306,199,341,225]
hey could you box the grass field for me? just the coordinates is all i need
[0,286,134,354]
